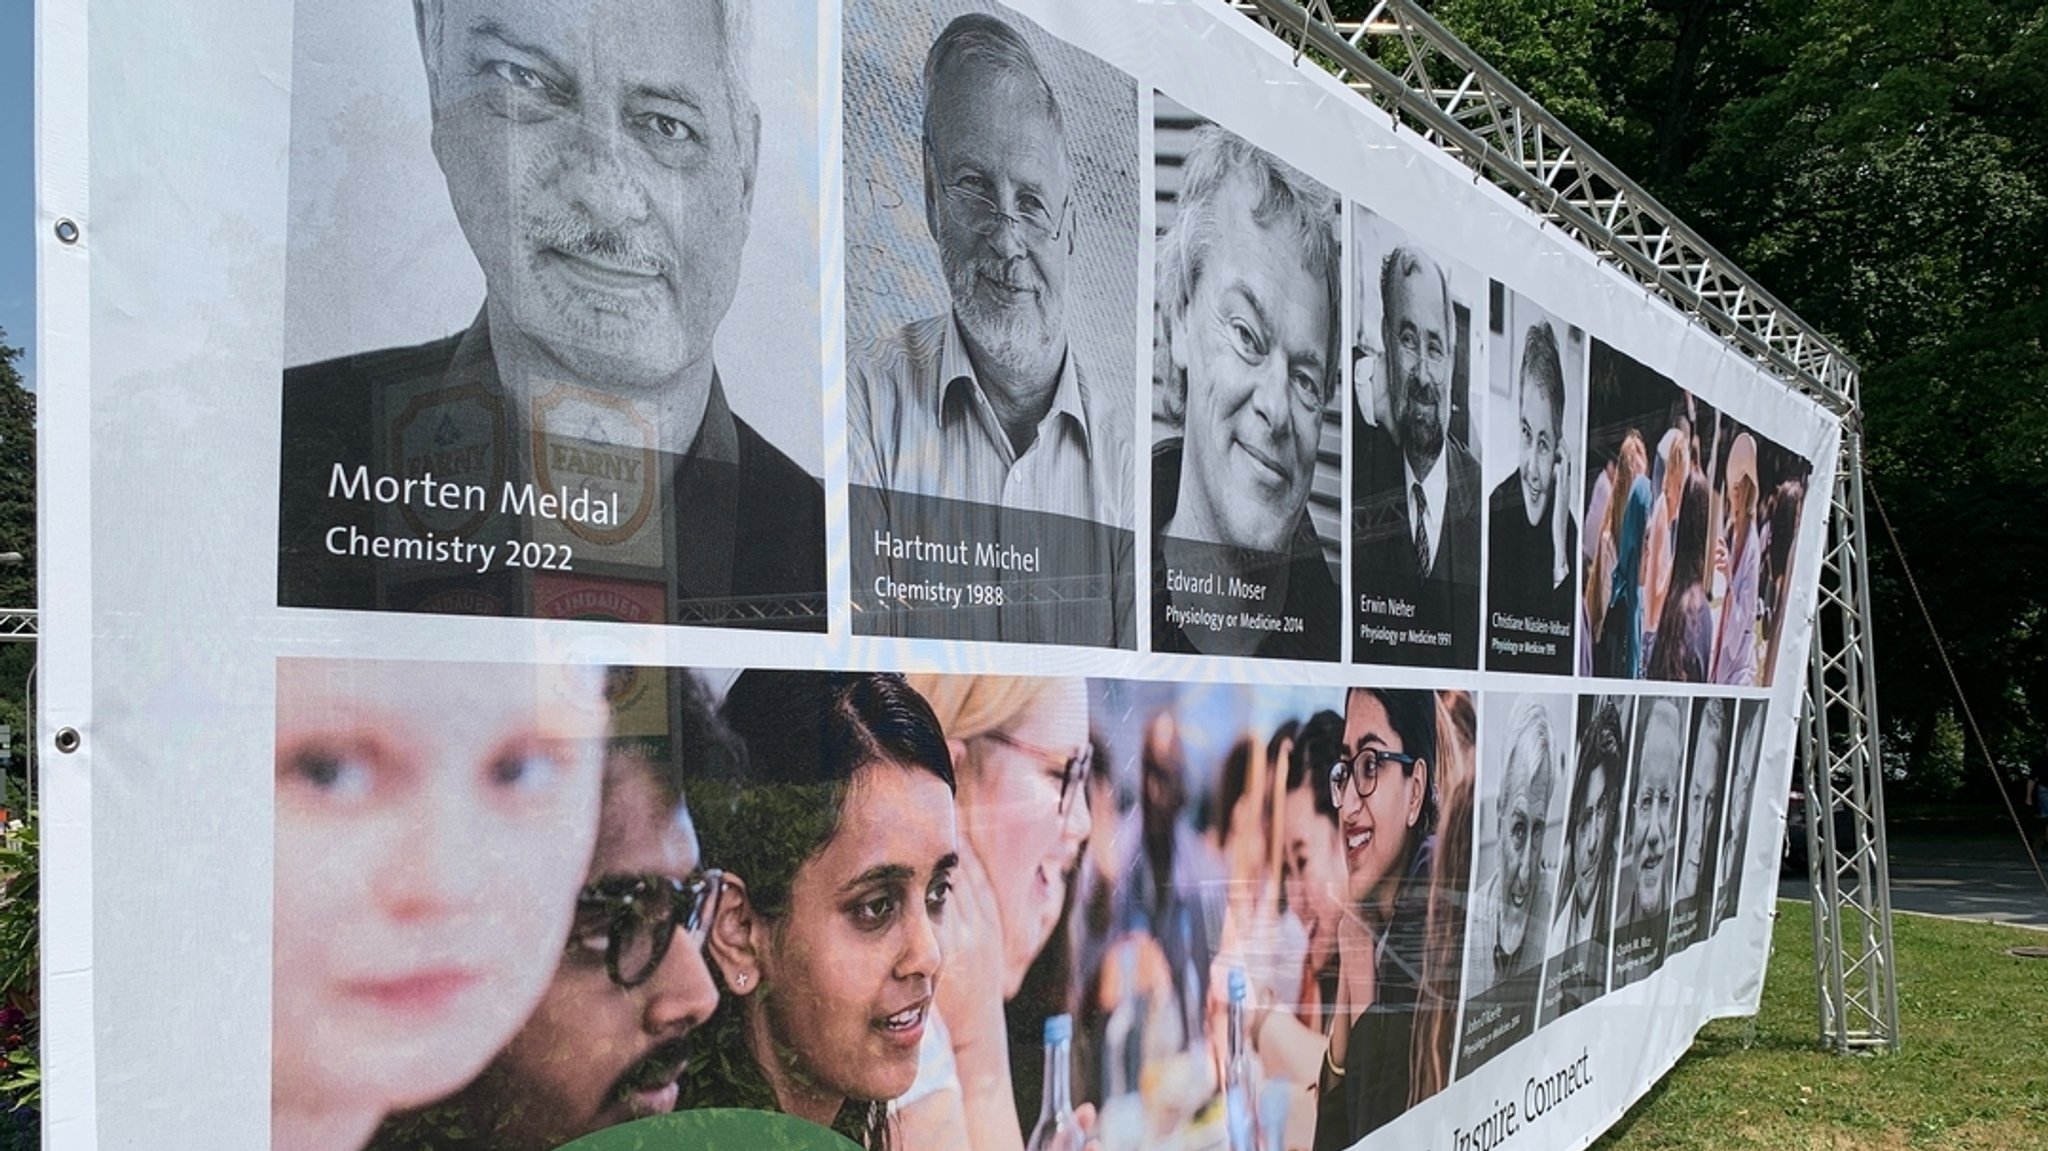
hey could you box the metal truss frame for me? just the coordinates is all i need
[1230,0,1897,1052]
[0,609,34,643]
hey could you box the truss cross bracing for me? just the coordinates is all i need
[1229,0,1897,1053]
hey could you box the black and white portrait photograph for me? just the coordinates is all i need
[845,0,1139,647]
[274,0,826,631]
[1667,697,1733,955]
[1611,694,1687,990]
[1150,95,1343,662]
[1351,206,1485,670]
[1714,699,1770,930]
[1540,693,1631,1026]
[1456,692,1568,1076]
[1483,284,1583,675]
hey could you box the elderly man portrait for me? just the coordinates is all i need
[278,0,825,630]
[1150,120,1342,662]
[848,7,1135,647]
[1353,241,1481,669]
[1468,697,1560,994]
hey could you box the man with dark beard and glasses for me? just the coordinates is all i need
[1353,244,1480,668]
[277,0,825,631]
[371,679,731,1150]
[848,12,1134,647]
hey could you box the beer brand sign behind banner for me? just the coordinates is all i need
[38,0,1839,1149]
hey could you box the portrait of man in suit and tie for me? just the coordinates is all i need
[1351,208,1483,668]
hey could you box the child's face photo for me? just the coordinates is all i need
[271,658,610,1120]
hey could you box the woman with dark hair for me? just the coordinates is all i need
[1554,698,1624,956]
[1545,696,1627,1020]
[1649,470,1714,682]
[1314,687,1438,1149]
[690,672,960,1150]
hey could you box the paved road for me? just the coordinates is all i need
[1779,832,2048,931]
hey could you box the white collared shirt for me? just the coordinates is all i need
[1404,447,1450,573]
[848,312,1131,529]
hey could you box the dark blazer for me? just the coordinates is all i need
[277,314,826,630]
[1352,422,1481,668]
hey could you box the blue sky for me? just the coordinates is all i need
[3,0,34,390]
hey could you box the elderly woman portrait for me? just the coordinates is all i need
[1151,112,1342,661]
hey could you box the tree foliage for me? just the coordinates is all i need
[1338,0,2048,794]
[0,332,28,780]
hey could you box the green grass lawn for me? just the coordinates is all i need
[1592,902,2048,1150]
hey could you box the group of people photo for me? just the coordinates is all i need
[273,662,1773,1151]
[1579,343,1812,686]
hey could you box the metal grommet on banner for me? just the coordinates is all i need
[54,218,81,244]
[54,727,81,754]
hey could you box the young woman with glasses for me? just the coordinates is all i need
[689,671,960,1151]
[897,674,1093,1151]
[1313,686,1439,1150]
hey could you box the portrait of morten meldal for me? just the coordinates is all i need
[276,0,826,631]
[845,1,1139,648]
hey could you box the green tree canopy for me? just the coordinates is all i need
[1339,0,2048,793]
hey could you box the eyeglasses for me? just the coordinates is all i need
[982,730,1092,819]
[1328,747,1417,807]
[571,869,723,990]
[943,183,1068,244]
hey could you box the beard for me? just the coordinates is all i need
[1397,368,1445,470]
[948,253,1061,377]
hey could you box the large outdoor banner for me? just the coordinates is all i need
[35,0,1842,1149]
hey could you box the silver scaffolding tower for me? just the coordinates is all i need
[1227,0,1898,1053]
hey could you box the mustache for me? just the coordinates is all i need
[967,257,1045,294]
[608,1034,697,1103]
[529,212,670,277]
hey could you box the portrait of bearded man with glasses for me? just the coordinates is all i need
[370,678,735,1151]
[847,4,1139,648]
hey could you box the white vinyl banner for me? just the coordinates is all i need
[37,0,1841,1149]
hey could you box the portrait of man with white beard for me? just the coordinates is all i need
[846,1,1139,648]
[276,0,827,630]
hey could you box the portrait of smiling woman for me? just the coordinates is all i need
[1315,686,1438,1148]
[898,675,1094,1151]
[687,671,960,1150]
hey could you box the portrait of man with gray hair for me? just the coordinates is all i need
[277,0,825,631]
[1352,214,1483,669]
[1457,693,1565,1072]
[1150,103,1342,662]
[847,3,1137,648]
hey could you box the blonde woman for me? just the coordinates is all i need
[899,676,1094,1151]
